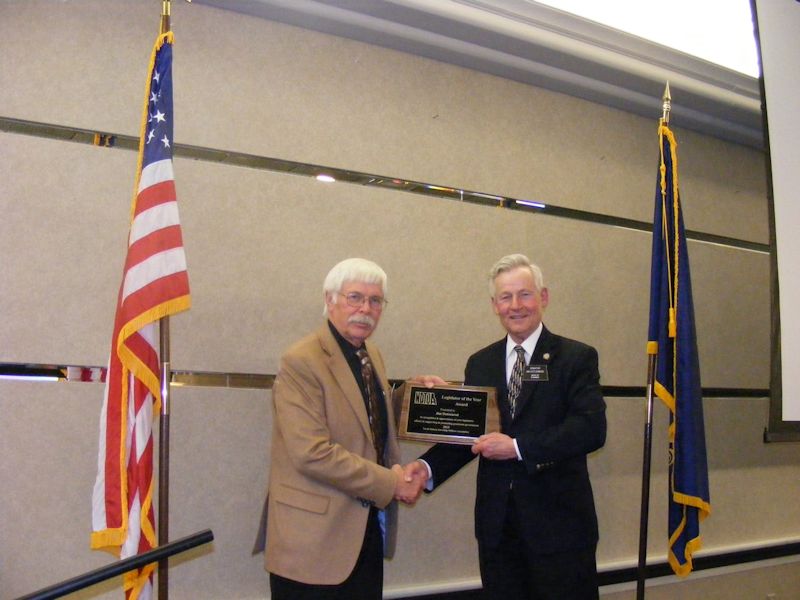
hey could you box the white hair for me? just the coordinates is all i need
[323,258,388,317]
[488,253,544,296]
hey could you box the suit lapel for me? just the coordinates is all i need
[317,325,372,440]
[490,341,508,397]
[484,340,513,424]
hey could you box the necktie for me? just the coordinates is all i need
[507,345,526,419]
[355,348,386,465]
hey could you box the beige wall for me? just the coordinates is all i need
[1,1,798,598]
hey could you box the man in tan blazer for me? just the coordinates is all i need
[264,257,422,600]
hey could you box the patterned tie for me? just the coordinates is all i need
[507,345,526,419]
[355,348,386,465]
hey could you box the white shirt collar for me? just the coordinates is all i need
[505,322,543,362]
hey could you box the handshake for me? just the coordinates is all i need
[389,375,442,505]
[391,460,429,505]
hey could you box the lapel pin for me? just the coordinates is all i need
[543,353,550,361]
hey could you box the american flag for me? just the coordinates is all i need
[91,31,190,600]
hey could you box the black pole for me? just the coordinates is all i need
[158,316,171,599]
[15,529,213,600]
[636,352,657,599]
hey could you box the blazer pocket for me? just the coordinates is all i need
[273,484,330,515]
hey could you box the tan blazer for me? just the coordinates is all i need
[264,323,401,585]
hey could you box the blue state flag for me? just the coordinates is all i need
[647,122,711,576]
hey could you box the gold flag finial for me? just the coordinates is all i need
[662,82,671,125]
[161,0,171,34]
[160,0,190,35]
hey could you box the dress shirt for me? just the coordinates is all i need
[504,322,543,383]
[503,322,543,461]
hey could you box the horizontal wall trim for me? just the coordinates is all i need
[0,363,770,399]
[393,540,800,599]
[602,385,770,398]
[599,540,800,587]
[1,115,769,254]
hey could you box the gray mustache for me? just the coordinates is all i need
[348,315,376,328]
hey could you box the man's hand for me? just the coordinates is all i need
[392,463,425,505]
[401,459,430,485]
[407,375,448,388]
[471,432,517,460]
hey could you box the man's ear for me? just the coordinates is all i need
[324,291,335,312]
[540,287,550,309]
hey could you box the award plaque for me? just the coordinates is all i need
[397,382,499,445]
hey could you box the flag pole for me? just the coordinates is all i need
[158,318,171,599]
[636,82,671,600]
[636,350,655,600]
[158,3,172,598]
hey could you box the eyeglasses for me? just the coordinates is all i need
[339,292,388,310]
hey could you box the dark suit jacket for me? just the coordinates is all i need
[420,325,606,553]
[264,324,401,585]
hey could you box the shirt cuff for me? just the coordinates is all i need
[513,438,522,461]
[418,459,434,491]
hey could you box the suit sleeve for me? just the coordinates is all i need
[419,443,475,490]
[417,353,483,489]
[273,351,397,508]
[515,344,606,474]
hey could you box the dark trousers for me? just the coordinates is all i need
[270,508,383,600]
[478,494,599,600]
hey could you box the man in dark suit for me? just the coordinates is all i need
[407,253,606,600]
[262,258,423,600]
